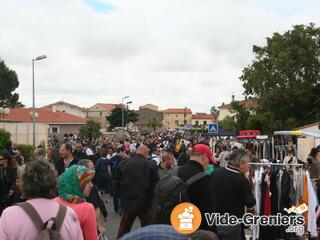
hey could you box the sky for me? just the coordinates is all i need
[1,0,320,112]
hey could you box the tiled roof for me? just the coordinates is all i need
[5,108,86,124]
[219,99,257,109]
[192,113,214,120]
[163,108,192,114]
[97,103,117,110]
[293,122,320,130]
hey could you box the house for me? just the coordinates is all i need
[42,101,87,118]
[293,122,320,161]
[192,113,214,127]
[87,103,117,130]
[217,95,257,121]
[4,108,86,142]
[163,108,192,129]
[135,104,163,131]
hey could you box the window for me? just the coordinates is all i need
[50,126,60,134]
[195,121,199,126]
[175,120,179,126]
[100,111,103,117]
[204,121,207,125]
[176,115,178,117]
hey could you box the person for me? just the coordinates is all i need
[54,164,98,240]
[109,146,126,214]
[0,151,17,215]
[124,139,131,153]
[32,147,46,160]
[120,224,219,240]
[177,144,216,231]
[94,147,111,195]
[177,146,191,166]
[158,149,175,179]
[78,159,108,237]
[130,140,137,154]
[115,145,159,239]
[283,149,298,165]
[55,143,78,175]
[0,159,83,240]
[216,144,229,168]
[150,146,161,165]
[83,142,95,159]
[307,148,320,179]
[210,149,256,240]
[73,142,87,163]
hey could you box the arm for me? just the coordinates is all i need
[0,210,9,240]
[95,208,106,236]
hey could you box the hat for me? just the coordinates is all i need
[192,144,217,164]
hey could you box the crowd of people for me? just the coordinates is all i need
[0,130,320,240]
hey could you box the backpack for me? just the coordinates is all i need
[152,168,207,224]
[18,202,67,240]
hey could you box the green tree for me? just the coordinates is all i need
[210,106,219,118]
[218,116,235,133]
[107,106,139,130]
[0,129,10,151]
[0,59,24,107]
[240,24,320,132]
[146,117,162,131]
[229,101,252,133]
[79,120,102,140]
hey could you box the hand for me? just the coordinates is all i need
[98,226,107,236]
[8,190,14,196]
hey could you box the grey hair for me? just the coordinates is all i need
[227,149,249,166]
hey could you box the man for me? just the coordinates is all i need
[32,147,46,160]
[55,143,78,175]
[150,147,161,165]
[115,145,159,239]
[177,144,216,231]
[72,142,87,163]
[158,149,175,179]
[210,149,256,240]
[130,140,137,154]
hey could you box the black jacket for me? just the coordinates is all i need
[72,150,87,163]
[115,153,159,212]
[55,158,79,176]
[177,160,214,231]
[0,166,17,205]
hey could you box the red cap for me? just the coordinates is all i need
[192,144,217,164]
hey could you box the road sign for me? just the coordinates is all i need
[208,123,219,134]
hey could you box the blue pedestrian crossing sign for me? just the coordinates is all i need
[208,123,219,134]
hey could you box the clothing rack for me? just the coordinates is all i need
[249,162,304,167]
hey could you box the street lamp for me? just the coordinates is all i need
[121,96,129,128]
[32,55,47,146]
[126,101,133,131]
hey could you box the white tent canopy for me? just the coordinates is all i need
[274,130,320,138]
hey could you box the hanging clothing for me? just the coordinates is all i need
[307,171,318,238]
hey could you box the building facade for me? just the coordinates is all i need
[135,104,163,131]
[163,108,192,129]
[191,113,214,127]
[87,103,117,130]
[42,101,87,118]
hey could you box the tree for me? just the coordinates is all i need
[240,24,320,132]
[0,129,10,151]
[218,116,235,133]
[107,106,139,130]
[0,59,24,107]
[146,117,162,131]
[229,101,252,133]
[79,120,102,140]
[210,106,219,118]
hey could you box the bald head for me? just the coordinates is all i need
[136,145,150,159]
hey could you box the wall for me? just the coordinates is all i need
[48,124,83,141]
[0,122,48,146]
[135,108,163,130]
[217,108,234,121]
[163,113,192,129]
[191,118,214,126]
[52,104,86,118]
[87,104,112,129]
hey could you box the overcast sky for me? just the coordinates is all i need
[1,0,320,112]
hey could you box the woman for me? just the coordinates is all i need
[0,159,83,240]
[0,151,17,215]
[54,164,98,240]
[78,159,108,236]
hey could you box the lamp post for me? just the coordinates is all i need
[32,55,47,146]
[126,101,133,131]
[121,96,129,129]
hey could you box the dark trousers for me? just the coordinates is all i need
[117,208,153,239]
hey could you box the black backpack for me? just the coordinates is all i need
[152,168,207,224]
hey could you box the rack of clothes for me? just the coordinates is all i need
[249,162,318,240]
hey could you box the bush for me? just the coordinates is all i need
[17,144,35,163]
[0,128,10,151]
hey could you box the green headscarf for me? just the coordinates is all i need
[57,165,94,203]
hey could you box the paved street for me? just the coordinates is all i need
[102,195,140,240]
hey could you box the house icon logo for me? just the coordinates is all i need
[170,202,202,234]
